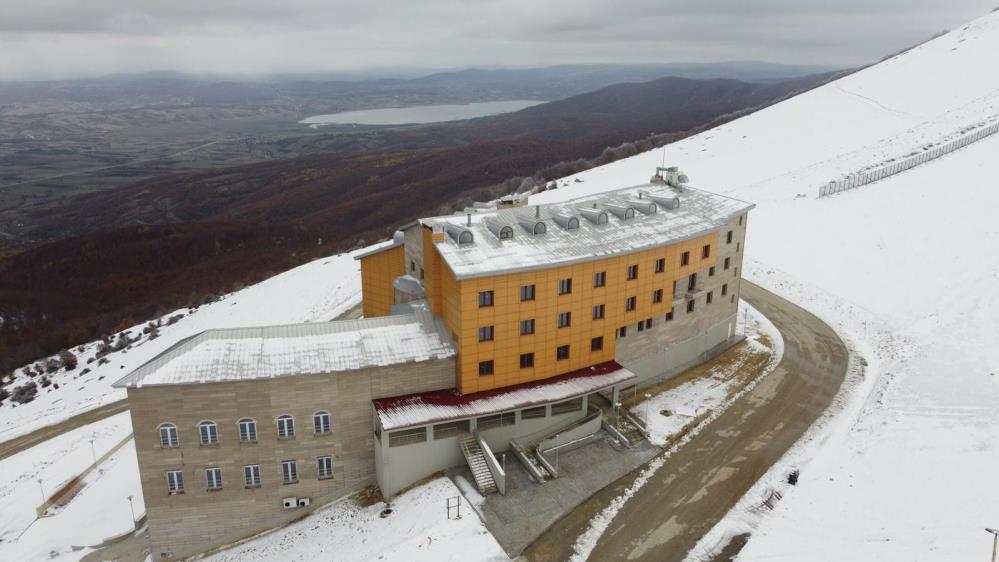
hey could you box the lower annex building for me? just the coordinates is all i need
[115,168,754,560]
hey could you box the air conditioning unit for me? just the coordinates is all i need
[297,497,311,507]
[282,497,297,509]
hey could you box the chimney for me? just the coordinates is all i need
[535,205,540,218]
[466,213,471,226]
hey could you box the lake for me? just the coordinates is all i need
[300,99,545,127]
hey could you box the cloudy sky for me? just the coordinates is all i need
[1,0,995,80]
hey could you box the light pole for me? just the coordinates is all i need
[643,393,652,424]
[89,438,97,466]
[127,495,136,529]
[614,402,622,427]
[987,528,999,562]
[37,478,45,503]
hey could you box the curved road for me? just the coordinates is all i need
[522,280,849,562]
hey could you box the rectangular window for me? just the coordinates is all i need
[726,230,734,244]
[389,427,427,447]
[556,345,570,361]
[734,266,739,277]
[724,257,731,270]
[420,267,424,280]
[709,266,715,277]
[681,251,690,266]
[558,278,573,295]
[159,425,179,448]
[410,260,415,272]
[239,419,257,443]
[478,325,494,342]
[687,300,696,313]
[199,423,218,445]
[592,304,605,319]
[520,284,536,301]
[739,215,744,226]
[551,398,584,416]
[707,291,714,304]
[520,319,535,335]
[736,242,741,253]
[593,271,606,287]
[664,310,674,321]
[722,283,728,296]
[478,290,494,307]
[627,264,639,280]
[653,289,663,304]
[433,420,470,440]
[520,352,535,369]
[645,318,653,329]
[557,311,572,328]
[478,412,516,431]
[206,467,222,491]
[654,258,665,273]
[478,360,494,376]
[166,470,184,495]
[281,460,299,484]
[244,464,261,488]
[688,274,698,291]
[626,296,637,311]
[317,456,334,479]
[277,416,295,438]
[591,336,603,351]
[637,321,644,332]
[521,406,547,420]
[617,326,627,339]
[702,245,711,259]
[314,412,332,434]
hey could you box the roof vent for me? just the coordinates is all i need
[445,224,474,245]
[645,192,681,210]
[392,230,405,244]
[551,212,580,230]
[484,217,514,240]
[517,214,547,235]
[578,207,609,225]
[624,198,657,215]
[603,202,636,220]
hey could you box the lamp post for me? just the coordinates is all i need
[127,495,136,529]
[987,528,999,562]
[89,438,97,465]
[37,478,45,503]
[644,393,652,424]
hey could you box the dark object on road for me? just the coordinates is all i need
[787,469,800,485]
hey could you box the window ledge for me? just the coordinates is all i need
[277,436,296,441]
[207,487,223,492]
[239,440,258,445]
[244,484,261,489]
[283,480,299,485]
[313,431,333,437]
[168,491,185,496]
[200,443,220,447]
[318,475,334,481]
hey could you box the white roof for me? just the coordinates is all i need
[114,310,455,388]
[425,183,753,280]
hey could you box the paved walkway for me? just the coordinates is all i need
[0,399,129,461]
[520,281,850,561]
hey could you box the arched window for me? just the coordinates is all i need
[159,423,179,447]
[533,222,547,235]
[238,418,257,443]
[198,420,219,445]
[314,411,332,434]
[277,415,296,438]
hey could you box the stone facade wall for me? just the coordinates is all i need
[129,357,454,560]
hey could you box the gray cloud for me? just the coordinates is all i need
[0,0,995,80]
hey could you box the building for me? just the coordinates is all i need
[116,172,753,560]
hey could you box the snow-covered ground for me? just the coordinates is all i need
[0,251,363,442]
[634,303,782,447]
[202,477,508,562]
[0,411,143,561]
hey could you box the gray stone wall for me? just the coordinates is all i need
[403,224,425,281]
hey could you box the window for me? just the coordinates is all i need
[389,427,427,447]
[277,415,295,439]
[739,215,744,226]
[166,470,184,495]
[159,423,179,447]
[410,260,415,272]
[724,257,731,270]
[520,353,535,369]
[551,398,584,415]
[654,258,666,273]
[317,456,334,479]
[734,266,739,277]
[198,421,219,445]
[592,304,605,319]
[625,296,637,311]
[664,310,674,321]
[722,283,728,296]
[420,267,424,280]
[556,345,570,361]
[617,326,627,339]
[688,274,698,291]
[478,325,494,342]
[593,271,606,287]
[558,278,572,295]
[726,230,734,244]
[238,418,257,443]
[627,264,639,280]
[681,251,690,266]
[244,464,261,487]
[653,289,663,304]
[736,242,741,253]
[206,467,222,491]
[557,311,571,328]
[478,412,516,430]
[687,300,696,313]
[702,245,711,259]
[433,420,469,440]
[591,336,603,351]
[707,291,714,304]
[645,318,653,329]
[709,266,715,277]
[314,411,332,435]
[479,360,495,376]
[520,284,536,301]
[637,321,644,332]
[522,406,547,420]
[281,460,299,484]
[478,290,494,307]
[520,319,535,335]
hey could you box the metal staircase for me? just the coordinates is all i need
[459,434,497,495]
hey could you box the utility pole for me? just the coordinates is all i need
[37,478,45,503]
[127,495,136,529]
[987,528,999,562]
[89,438,97,466]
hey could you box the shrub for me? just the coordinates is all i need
[59,349,78,371]
[44,357,62,374]
[40,376,52,388]
[12,382,38,404]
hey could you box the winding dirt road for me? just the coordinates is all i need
[521,280,849,562]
